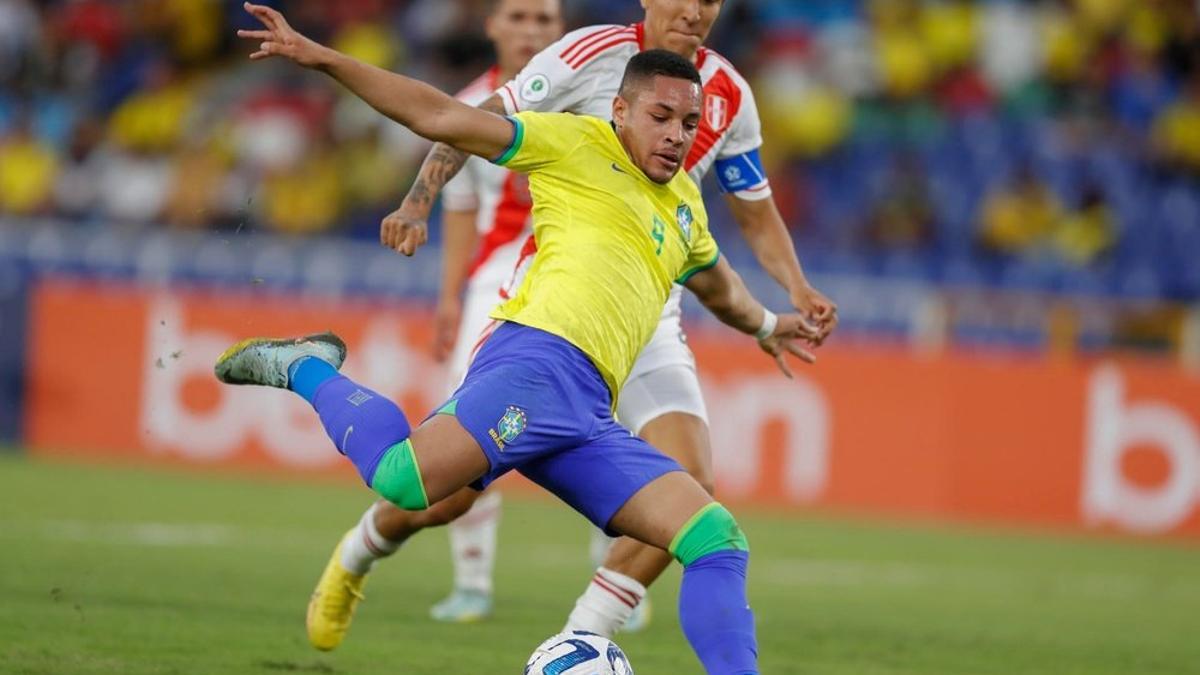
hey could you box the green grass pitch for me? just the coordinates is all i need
[1,455,1198,674]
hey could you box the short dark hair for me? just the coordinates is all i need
[618,49,702,99]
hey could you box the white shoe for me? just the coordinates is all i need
[429,588,493,623]
[214,332,346,388]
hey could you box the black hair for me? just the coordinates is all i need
[618,49,702,99]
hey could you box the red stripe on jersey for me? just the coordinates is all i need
[591,575,638,608]
[468,320,500,363]
[455,66,500,101]
[467,172,533,278]
[634,22,645,50]
[569,34,637,70]
[499,83,519,112]
[560,25,624,61]
[499,234,538,300]
[685,68,743,171]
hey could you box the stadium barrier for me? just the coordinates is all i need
[23,279,1200,539]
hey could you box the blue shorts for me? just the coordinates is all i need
[437,322,683,533]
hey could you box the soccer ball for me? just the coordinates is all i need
[524,631,634,675]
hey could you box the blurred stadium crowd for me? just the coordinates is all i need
[0,0,1198,303]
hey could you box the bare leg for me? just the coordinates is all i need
[604,412,713,584]
[371,486,484,544]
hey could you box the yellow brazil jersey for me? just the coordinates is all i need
[490,111,719,402]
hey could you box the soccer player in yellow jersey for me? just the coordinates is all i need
[223,5,821,672]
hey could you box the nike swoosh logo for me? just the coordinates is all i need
[341,425,354,451]
[611,162,627,174]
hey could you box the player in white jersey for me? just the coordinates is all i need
[308,0,838,649]
[303,0,564,651]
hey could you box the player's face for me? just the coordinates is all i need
[640,0,724,58]
[613,76,702,184]
[487,0,564,73]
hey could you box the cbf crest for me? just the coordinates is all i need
[496,406,527,444]
[676,203,694,241]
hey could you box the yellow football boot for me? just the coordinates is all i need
[306,534,368,651]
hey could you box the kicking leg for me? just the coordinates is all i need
[215,334,490,649]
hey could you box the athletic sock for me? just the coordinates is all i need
[339,502,403,575]
[679,550,758,675]
[288,356,338,403]
[563,567,645,638]
[305,374,412,486]
[447,491,502,595]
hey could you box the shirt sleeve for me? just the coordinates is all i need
[492,111,586,173]
[717,83,772,202]
[441,157,479,212]
[676,204,721,283]
[494,25,622,114]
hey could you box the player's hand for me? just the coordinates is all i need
[758,313,821,379]
[431,296,462,363]
[380,205,429,256]
[790,283,838,345]
[238,2,330,68]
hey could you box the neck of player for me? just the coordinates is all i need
[643,30,699,64]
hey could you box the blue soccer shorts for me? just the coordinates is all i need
[435,321,683,534]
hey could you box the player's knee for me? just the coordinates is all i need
[687,470,716,496]
[370,440,430,511]
[669,502,749,567]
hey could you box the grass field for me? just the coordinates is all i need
[1,456,1198,675]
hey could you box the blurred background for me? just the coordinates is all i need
[0,0,1198,526]
[1,1,1199,673]
[1,0,1199,352]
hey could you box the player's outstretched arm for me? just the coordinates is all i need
[238,3,513,161]
[684,256,822,378]
[724,194,838,344]
[380,96,503,255]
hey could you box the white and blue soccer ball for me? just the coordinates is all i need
[524,631,634,675]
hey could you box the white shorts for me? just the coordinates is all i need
[616,360,709,436]
[445,283,505,397]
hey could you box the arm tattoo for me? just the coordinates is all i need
[404,94,508,213]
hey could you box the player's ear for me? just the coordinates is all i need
[612,95,628,132]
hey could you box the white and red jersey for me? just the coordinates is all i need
[492,24,772,377]
[496,22,770,200]
[442,66,535,295]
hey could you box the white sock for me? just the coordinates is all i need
[340,502,402,575]
[589,526,616,569]
[447,491,502,595]
[564,567,646,638]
